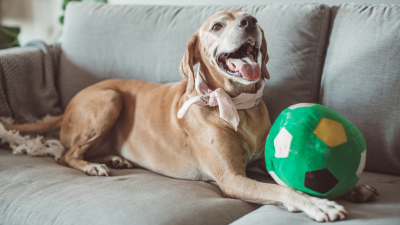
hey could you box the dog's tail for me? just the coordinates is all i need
[2,114,64,134]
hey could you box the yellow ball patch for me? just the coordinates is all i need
[313,118,347,147]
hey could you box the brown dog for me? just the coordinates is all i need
[4,10,378,222]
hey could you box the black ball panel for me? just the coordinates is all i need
[304,168,339,194]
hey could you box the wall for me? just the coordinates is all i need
[1,0,398,46]
[1,0,64,45]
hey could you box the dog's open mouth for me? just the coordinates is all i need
[217,40,261,81]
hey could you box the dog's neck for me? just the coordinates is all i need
[194,63,257,98]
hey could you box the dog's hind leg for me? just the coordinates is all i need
[89,155,133,169]
[59,89,123,176]
[61,144,112,176]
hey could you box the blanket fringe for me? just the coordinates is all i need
[0,116,65,161]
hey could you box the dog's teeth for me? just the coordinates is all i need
[227,59,239,71]
[247,39,255,46]
[248,54,255,61]
[227,59,235,70]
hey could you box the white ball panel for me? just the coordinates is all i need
[274,127,292,158]
[269,171,288,186]
[356,150,367,178]
[288,103,315,110]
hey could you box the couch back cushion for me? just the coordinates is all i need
[59,3,330,122]
[320,4,400,175]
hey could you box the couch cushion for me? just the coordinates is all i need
[319,4,400,175]
[232,171,400,225]
[59,3,330,123]
[0,149,258,225]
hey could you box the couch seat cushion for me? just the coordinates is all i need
[0,149,258,225]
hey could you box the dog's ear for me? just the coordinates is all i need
[180,32,199,93]
[259,26,270,80]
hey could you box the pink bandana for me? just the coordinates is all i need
[177,73,265,131]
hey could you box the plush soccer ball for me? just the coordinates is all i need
[264,103,366,199]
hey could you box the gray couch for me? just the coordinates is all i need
[1,2,399,225]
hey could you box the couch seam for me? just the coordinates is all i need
[310,5,326,104]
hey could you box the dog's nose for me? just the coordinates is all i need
[237,16,257,29]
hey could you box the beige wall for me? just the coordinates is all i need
[1,0,64,45]
[1,0,398,46]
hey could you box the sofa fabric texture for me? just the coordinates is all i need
[0,41,62,123]
[59,3,330,123]
[320,4,400,175]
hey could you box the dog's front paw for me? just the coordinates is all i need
[111,156,133,169]
[305,197,347,222]
[287,195,347,222]
[84,163,111,176]
[341,184,379,203]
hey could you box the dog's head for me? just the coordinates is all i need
[180,10,270,94]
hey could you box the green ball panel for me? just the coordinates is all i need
[324,174,359,199]
[324,143,361,181]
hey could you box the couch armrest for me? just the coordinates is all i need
[0,41,62,124]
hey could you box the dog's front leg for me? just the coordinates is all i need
[210,166,347,222]
[341,185,379,203]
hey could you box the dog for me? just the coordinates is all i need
[3,10,379,222]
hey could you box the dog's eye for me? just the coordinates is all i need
[212,24,222,31]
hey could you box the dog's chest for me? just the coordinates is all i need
[237,110,268,164]
[244,141,264,164]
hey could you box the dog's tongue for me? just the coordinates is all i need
[230,57,261,80]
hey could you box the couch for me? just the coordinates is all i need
[0,2,399,225]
